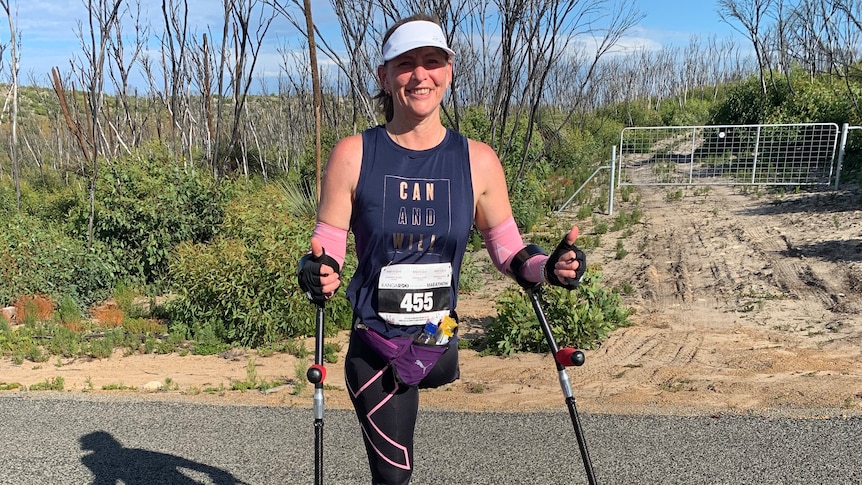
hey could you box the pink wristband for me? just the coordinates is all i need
[311,221,347,269]
[522,254,549,283]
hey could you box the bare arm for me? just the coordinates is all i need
[469,139,513,231]
[305,134,362,298]
[469,139,583,286]
[318,134,362,230]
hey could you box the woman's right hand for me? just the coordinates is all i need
[298,237,342,304]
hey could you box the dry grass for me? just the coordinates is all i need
[12,294,55,324]
[90,302,125,327]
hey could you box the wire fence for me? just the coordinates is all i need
[618,123,841,186]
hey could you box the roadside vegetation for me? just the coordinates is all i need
[1,1,861,368]
[3,68,859,364]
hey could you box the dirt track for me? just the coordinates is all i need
[556,183,862,415]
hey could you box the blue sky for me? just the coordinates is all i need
[0,1,747,88]
[630,0,743,49]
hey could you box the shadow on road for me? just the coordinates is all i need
[79,431,247,485]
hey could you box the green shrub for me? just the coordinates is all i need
[463,108,554,231]
[611,208,643,231]
[614,240,628,260]
[0,213,114,308]
[506,160,551,231]
[545,123,604,173]
[73,145,230,288]
[768,70,857,125]
[593,219,609,235]
[167,184,354,347]
[0,172,86,226]
[0,318,14,355]
[598,100,662,127]
[457,106,493,143]
[29,376,64,391]
[709,76,779,125]
[457,251,484,294]
[42,325,80,357]
[659,97,712,126]
[56,295,84,328]
[486,270,632,355]
[541,119,614,212]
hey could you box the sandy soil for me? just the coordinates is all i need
[2,184,861,417]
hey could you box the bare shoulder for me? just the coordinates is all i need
[327,133,363,174]
[318,134,363,228]
[467,138,506,189]
[467,138,501,169]
[467,137,511,230]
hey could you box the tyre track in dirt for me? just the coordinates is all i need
[735,212,823,327]
[563,189,735,402]
[574,183,862,415]
[737,191,862,343]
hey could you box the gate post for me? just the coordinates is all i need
[608,146,616,216]
[835,122,849,189]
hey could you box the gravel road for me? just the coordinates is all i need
[1,394,860,484]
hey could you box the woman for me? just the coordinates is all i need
[298,14,585,485]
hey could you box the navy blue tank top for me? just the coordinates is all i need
[347,125,474,337]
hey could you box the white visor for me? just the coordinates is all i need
[382,20,455,62]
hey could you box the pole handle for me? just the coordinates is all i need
[556,348,586,367]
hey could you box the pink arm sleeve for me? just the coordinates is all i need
[480,216,548,283]
[311,221,347,269]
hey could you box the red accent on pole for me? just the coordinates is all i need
[310,364,327,383]
[556,348,577,367]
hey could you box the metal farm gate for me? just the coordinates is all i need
[618,123,841,187]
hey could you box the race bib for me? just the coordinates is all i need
[377,263,452,326]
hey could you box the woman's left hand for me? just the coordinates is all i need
[546,225,586,289]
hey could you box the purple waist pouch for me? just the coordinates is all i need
[355,324,451,386]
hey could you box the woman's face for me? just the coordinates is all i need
[379,46,452,122]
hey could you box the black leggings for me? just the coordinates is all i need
[344,329,460,485]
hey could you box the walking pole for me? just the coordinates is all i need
[299,248,339,485]
[306,301,326,485]
[526,284,597,485]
